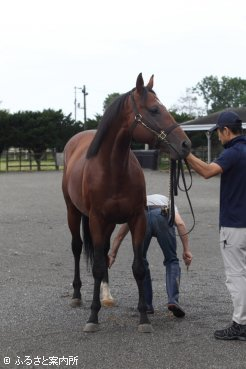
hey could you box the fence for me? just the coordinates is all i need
[0,146,222,173]
[0,149,62,172]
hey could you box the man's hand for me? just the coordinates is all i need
[108,253,116,268]
[183,250,192,267]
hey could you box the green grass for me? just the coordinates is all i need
[0,159,62,172]
[1,154,168,172]
[158,155,171,171]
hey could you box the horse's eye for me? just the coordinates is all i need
[148,107,159,115]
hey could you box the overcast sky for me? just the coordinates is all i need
[1,0,245,121]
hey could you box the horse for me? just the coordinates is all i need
[62,73,191,333]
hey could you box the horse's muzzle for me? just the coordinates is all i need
[182,139,191,157]
[169,138,191,160]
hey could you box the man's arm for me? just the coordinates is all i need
[186,153,222,179]
[108,223,130,268]
[175,212,192,266]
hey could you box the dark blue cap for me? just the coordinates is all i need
[210,111,242,132]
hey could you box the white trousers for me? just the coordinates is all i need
[220,227,246,325]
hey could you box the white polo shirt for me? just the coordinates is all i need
[147,194,178,213]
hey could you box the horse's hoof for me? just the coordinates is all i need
[70,298,81,308]
[101,298,116,307]
[138,324,153,333]
[83,323,100,333]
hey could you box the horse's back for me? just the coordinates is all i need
[64,130,96,166]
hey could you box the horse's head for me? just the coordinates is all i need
[128,73,191,160]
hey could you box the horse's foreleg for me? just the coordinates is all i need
[100,240,116,307]
[84,225,115,332]
[101,269,115,307]
[83,247,105,332]
[130,216,153,333]
[132,247,151,327]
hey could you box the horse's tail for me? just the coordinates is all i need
[81,213,94,268]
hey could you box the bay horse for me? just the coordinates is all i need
[62,73,191,333]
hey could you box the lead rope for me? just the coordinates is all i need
[167,159,177,227]
[167,157,195,236]
[178,158,195,235]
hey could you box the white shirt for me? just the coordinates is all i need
[147,194,178,212]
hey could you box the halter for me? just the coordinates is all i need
[129,91,180,145]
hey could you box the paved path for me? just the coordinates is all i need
[0,170,246,369]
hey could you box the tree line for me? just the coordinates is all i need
[0,109,81,155]
[0,75,245,160]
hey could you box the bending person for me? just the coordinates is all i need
[108,194,192,317]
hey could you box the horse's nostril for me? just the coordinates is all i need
[182,140,191,149]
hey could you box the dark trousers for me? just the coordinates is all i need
[143,208,181,306]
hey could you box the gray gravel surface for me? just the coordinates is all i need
[0,170,246,369]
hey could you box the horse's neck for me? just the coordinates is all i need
[99,126,131,173]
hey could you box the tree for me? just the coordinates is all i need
[193,76,246,113]
[9,109,82,170]
[170,88,205,117]
[103,93,121,112]
[53,111,82,151]
[85,114,102,130]
[168,109,194,124]
[168,110,207,149]
[0,110,11,153]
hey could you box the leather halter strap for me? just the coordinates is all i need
[129,91,179,143]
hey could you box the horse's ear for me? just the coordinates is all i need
[147,75,154,90]
[136,73,144,93]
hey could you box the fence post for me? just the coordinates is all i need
[6,150,9,172]
[53,148,59,170]
[19,149,22,170]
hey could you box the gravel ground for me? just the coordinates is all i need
[0,170,246,369]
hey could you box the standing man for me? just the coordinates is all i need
[108,194,192,318]
[186,111,246,341]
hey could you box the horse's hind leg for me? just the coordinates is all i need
[67,204,83,307]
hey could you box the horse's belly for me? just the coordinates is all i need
[102,200,144,224]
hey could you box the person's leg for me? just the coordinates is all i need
[153,210,185,317]
[165,262,181,304]
[165,262,185,317]
[214,227,246,340]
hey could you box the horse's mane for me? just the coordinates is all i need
[86,87,151,158]
[86,91,129,158]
